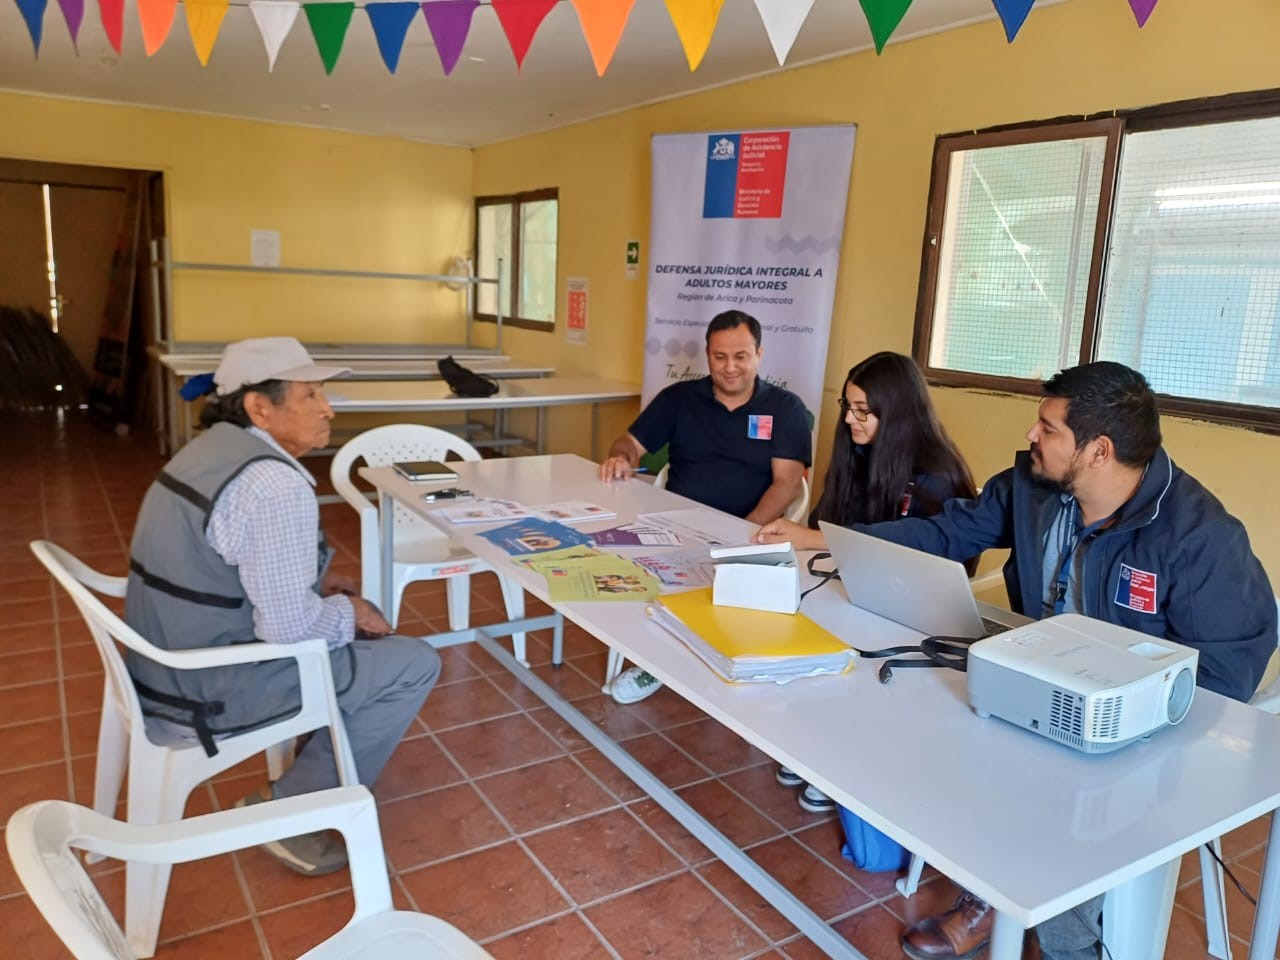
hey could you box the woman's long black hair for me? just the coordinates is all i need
[810,352,975,527]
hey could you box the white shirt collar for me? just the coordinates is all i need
[248,426,317,487]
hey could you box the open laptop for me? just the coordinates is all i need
[818,522,1025,638]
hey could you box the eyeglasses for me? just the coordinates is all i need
[837,397,872,422]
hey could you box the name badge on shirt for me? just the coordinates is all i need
[1114,563,1158,614]
[747,415,773,440]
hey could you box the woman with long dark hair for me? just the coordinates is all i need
[756,351,976,551]
[754,352,976,812]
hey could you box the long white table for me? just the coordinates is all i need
[149,345,555,453]
[329,377,640,458]
[360,454,1280,960]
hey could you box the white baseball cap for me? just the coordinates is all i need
[213,337,351,396]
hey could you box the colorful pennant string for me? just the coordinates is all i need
[858,0,911,55]
[752,0,815,66]
[1128,0,1158,28]
[138,0,180,56]
[421,0,479,76]
[664,0,725,72]
[569,0,636,77]
[303,1,356,74]
[366,1,419,72]
[14,0,46,54]
[186,0,230,65]
[250,0,300,71]
[491,0,557,70]
[55,0,83,50]
[99,0,125,52]
[991,0,1035,43]
[6,0,1173,74]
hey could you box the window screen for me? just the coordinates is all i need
[929,137,1106,380]
[1097,118,1280,408]
[476,201,512,318]
[518,198,558,324]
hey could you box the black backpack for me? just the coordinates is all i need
[437,356,499,398]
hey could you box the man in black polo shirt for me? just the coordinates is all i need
[599,309,811,702]
[600,310,810,520]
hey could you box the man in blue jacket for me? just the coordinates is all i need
[847,362,1275,959]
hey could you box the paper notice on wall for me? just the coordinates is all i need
[566,276,588,344]
[251,229,281,267]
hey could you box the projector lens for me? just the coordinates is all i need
[1167,668,1195,724]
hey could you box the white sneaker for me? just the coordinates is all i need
[798,783,835,814]
[611,667,663,704]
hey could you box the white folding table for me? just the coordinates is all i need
[359,454,1280,960]
[149,346,556,453]
[329,377,640,459]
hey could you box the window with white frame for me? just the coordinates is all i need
[474,188,558,330]
[915,93,1280,430]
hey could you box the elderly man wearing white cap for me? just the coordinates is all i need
[125,337,441,877]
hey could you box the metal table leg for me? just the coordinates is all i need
[988,911,1025,960]
[1249,811,1280,960]
[471,629,869,960]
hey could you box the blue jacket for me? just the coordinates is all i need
[855,447,1276,703]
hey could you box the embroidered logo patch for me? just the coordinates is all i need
[1114,563,1158,614]
[747,414,773,440]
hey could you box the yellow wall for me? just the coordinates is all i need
[0,91,474,344]
[473,0,1280,583]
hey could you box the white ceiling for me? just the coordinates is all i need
[0,0,1046,147]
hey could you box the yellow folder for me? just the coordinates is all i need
[658,588,849,660]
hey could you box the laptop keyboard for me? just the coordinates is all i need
[981,617,1012,637]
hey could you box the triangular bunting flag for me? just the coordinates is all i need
[752,0,815,66]
[663,0,725,72]
[303,1,355,74]
[421,1,479,76]
[991,0,1034,43]
[366,2,419,73]
[491,0,557,70]
[138,0,179,55]
[100,0,125,52]
[185,0,229,65]
[1128,0,1158,28]
[14,0,47,54]
[857,0,911,55]
[56,0,84,51]
[250,0,300,71]
[569,0,635,77]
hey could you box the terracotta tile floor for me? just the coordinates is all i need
[0,409,1274,959]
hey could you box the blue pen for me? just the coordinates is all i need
[633,466,650,475]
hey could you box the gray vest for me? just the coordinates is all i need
[125,422,353,751]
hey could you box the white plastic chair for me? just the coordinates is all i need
[330,424,528,662]
[604,467,811,689]
[6,786,492,960]
[30,540,358,958]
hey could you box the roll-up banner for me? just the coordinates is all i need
[644,126,857,440]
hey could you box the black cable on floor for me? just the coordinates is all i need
[1204,840,1258,907]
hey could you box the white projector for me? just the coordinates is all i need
[967,614,1198,754]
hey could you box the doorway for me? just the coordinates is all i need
[0,158,166,429]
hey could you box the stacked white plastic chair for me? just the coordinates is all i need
[329,424,530,662]
[6,786,492,959]
[30,540,358,958]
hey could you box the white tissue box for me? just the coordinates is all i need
[710,542,801,615]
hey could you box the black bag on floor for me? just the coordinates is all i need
[437,356,499,398]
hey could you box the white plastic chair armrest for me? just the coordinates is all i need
[50,786,391,914]
[136,636,334,671]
